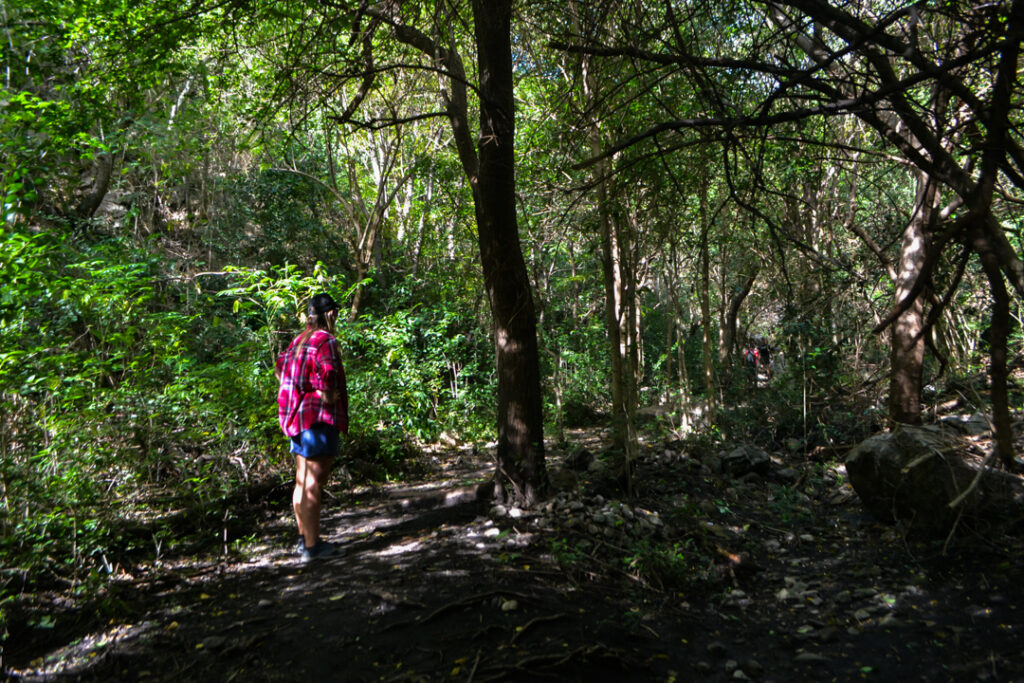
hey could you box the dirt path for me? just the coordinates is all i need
[5,437,1023,682]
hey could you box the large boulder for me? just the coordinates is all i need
[845,424,1021,534]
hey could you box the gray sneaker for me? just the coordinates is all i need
[300,540,344,562]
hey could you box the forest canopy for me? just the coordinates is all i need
[2,0,1022,614]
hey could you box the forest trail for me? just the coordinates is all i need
[5,432,1024,682]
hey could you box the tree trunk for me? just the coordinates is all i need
[888,174,937,424]
[364,0,547,503]
[970,224,1016,467]
[720,264,759,363]
[573,0,637,489]
[472,0,547,505]
[698,175,716,416]
[76,153,113,219]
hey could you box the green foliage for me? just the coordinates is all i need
[624,538,713,592]
[1,228,256,588]
[0,218,505,604]
[344,285,495,443]
[548,537,589,571]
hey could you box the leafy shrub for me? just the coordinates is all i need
[624,538,714,592]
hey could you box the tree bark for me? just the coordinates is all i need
[698,172,717,415]
[363,0,547,502]
[472,0,547,505]
[720,264,759,363]
[571,0,637,490]
[76,153,113,219]
[970,223,1016,466]
[888,173,937,424]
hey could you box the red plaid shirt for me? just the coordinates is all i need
[276,329,348,437]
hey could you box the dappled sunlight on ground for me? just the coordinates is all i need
[6,430,1024,682]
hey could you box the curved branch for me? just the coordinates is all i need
[365,4,479,182]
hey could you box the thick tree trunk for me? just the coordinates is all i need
[472,0,547,505]
[76,153,113,219]
[600,196,627,445]
[970,224,1016,467]
[368,0,547,504]
[888,174,937,424]
[720,265,759,363]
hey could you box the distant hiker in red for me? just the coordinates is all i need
[276,293,349,561]
[745,346,760,379]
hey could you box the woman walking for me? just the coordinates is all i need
[275,293,348,561]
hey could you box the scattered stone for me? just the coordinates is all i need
[966,605,992,619]
[775,467,800,483]
[793,652,830,663]
[743,659,764,677]
[724,659,739,673]
[879,613,902,627]
[816,627,839,642]
[201,635,226,650]
[694,661,713,674]
[938,413,990,436]
[721,444,772,477]
[707,641,728,658]
[565,445,594,470]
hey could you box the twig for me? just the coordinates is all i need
[510,613,566,644]
[380,590,533,632]
[466,649,482,683]
[946,447,1001,510]
[942,504,967,556]
[945,394,1001,512]
[901,451,939,472]
[476,644,603,681]
[638,622,659,638]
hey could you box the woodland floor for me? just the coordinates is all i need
[4,427,1024,683]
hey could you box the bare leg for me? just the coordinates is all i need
[293,455,333,548]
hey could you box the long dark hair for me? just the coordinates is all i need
[295,293,337,346]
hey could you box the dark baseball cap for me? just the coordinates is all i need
[308,293,339,315]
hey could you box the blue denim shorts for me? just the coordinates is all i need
[289,423,339,459]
